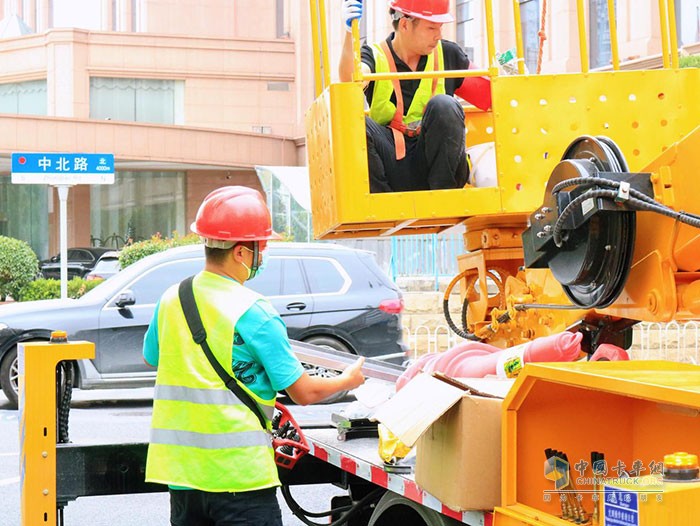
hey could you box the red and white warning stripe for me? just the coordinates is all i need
[309,439,493,525]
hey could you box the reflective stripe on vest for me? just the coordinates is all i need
[368,40,445,128]
[145,271,279,492]
[151,428,271,450]
[154,384,276,421]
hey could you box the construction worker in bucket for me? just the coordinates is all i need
[340,0,492,193]
[143,186,365,526]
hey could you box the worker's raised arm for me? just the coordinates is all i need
[285,356,366,406]
[339,0,363,83]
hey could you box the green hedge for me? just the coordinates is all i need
[680,55,700,68]
[0,236,39,301]
[18,278,102,302]
[119,232,200,269]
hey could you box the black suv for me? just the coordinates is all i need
[0,243,406,407]
[40,247,114,280]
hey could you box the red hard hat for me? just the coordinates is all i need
[191,186,277,242]
[389,0,453,23]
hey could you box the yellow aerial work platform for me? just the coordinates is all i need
[307,0,700,343]
[306,0,700,240]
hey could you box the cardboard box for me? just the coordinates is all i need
[373,373,513,511]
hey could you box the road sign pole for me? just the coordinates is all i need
[57,185,71,300]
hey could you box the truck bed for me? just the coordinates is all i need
[304,427,492,525]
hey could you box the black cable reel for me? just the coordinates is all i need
[522,136,653,309]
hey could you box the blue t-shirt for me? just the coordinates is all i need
[143,290,304,400]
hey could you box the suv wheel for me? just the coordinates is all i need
[0,347,19,408]
[302,336,353,404]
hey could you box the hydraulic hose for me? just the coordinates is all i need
[281,485,384,526]
[442,269,481,341]
[552,181,700,247]
[56,361,74,444]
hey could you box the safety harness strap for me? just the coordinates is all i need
[178,276,268,430]
[379,40,439,161]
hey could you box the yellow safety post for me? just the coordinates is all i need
[484,0,498,75]
[576,0,589,72]
[607,0,620,70]
[659,0,671,68]
[19,333,94,526]
[667,0,680,69]
[512,0,525,75]
[318,0,331,89]
[351,19,363,83]
[309,0,323,97]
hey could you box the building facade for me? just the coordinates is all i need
[0,0,697,257]
[0,0,315,257]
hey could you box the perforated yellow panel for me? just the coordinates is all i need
[493,68,700,212]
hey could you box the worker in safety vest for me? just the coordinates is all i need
[340,0,492,193]
[143,186,365,526]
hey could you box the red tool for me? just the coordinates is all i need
[271,401,310,469]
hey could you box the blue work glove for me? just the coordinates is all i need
[342,0,363,32]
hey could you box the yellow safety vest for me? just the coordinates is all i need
[145,271,278,492]
[368,40,446,128]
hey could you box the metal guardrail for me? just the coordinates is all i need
[402,322,700,363]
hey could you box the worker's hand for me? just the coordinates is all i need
[342,0,363,32]
[341,356,366,389]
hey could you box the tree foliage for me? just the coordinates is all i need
[0,236,39,301]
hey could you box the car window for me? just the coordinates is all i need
[247,257,282,296]
[112,258,204,306]
[281,258,306,295]
[68,249,94,261]
[302,257,347,294]
[93,258,120,273]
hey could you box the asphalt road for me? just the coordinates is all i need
[0,387,349,526]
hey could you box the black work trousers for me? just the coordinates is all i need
[169,487,282,526]
[365,94,469,193]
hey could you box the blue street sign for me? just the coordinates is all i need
[11,153,115,185]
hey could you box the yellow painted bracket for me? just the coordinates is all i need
[19,340,94,526]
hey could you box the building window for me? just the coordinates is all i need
[589,0,616,69]
[89,78,184,125]
[0,178,49,259]
[90,171,186,248]
[276,0,290,38]
[676,0,700,46]
[0,79,47,115]
[519,0,540,73]
[456,0,476,60]
[52,0,102,29]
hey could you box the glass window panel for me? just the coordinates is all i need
[0,80,47,116]
[89,171,186,248]
[126,259,204,305]
[0,176,49,259]
[303,258,344,294]
[281,259,306,296]
[519,0,540,74]
[134,79,175,124]
[247,257,283,296]
[52,0,102,29]
[589,0,615,69]
[457,0,475,59]
[676,0,700,46]
[90,78,183,124]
